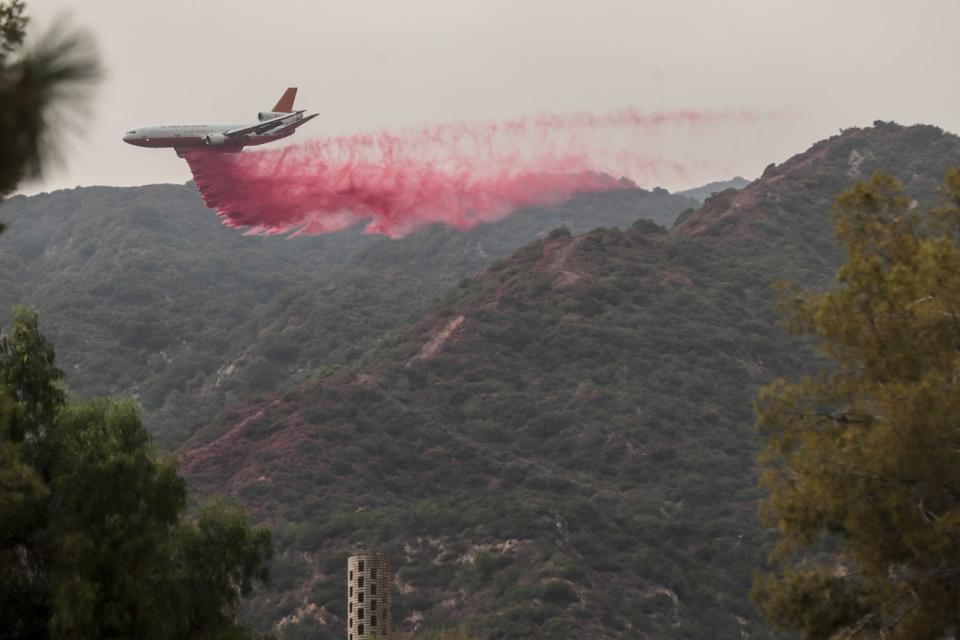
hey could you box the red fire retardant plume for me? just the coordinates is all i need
[183,108,761,238]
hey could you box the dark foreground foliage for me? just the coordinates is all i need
[0,0,100,202]
[754,171,960,638]
[0,307,273,639]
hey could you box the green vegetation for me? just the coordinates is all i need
[0,184,694,447]
[4,12,959,632]
[0,307,273,639]
[179,123,960,639]
[754,171,960,638]
[0,6,275,638]
[399,629,480,640]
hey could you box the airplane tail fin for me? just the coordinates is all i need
[272,87,297,113]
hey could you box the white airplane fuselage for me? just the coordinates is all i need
[122,88,314,155]
[123,121,297,152]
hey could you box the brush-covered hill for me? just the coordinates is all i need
[676,176,751,203]
[0,183,695,446]
[179,122,960,639]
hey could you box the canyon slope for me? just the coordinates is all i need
[0,183,694,447]
[180,122,960,638]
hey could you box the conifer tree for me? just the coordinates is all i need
[754,171,960,638]
[0,0,100,231]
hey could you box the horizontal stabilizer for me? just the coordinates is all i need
[224,110,304,138]
[275,112,317,133]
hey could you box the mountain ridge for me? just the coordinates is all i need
[0,183,696,447]
[178,122,960,638]
[7,122,960,638]
[676,177,750,203]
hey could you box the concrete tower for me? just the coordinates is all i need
[347,554,392,640]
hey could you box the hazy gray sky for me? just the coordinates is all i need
[23,0,960,194]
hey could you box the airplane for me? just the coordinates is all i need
[122,88,316,157]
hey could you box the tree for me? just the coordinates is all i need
[0,312,50,517]
[169,500,273,640]
[753,171,960,638]
[0,0,100,231]
[0,305,64,444]
[0,1,27,60]
[0,308,273,639]
[0,393,45,514]
[0,306,65,638]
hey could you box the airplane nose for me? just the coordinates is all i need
[123,133,133,143]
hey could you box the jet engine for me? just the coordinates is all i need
[203,133,231,146]
[258,111,283,121]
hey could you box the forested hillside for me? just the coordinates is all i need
[0,184,694,446]
[179,122,960,639]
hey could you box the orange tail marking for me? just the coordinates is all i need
[272,87,297,112]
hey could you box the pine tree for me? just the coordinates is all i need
[754,171,960,638]
[0,0,100,232]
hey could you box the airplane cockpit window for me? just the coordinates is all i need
[126,130,135,134]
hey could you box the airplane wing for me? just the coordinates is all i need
[223,111,305,137]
